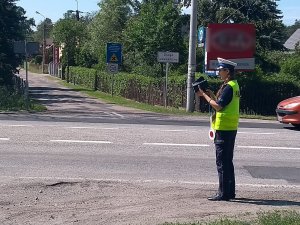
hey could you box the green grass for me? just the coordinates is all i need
[257,210,300,225]
[27,63,43,74]
[161,210,300,225]
[0,87,46,112]
[60,80,207,116]
[58,79,276,120]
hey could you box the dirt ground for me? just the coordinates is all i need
[1,178,299,225]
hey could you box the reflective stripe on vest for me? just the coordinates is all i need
[213,80,240,131]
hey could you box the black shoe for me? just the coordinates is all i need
[207,195,229,201]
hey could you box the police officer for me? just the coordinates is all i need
[197,57,240,201]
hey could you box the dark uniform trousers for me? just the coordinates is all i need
[214,130,237,198]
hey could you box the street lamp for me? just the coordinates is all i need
[35,11,46,74]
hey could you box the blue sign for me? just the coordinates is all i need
[106,43,122,64]
[198,27,206,44]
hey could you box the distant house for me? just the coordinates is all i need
[284,28,300,50]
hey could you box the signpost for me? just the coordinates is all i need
[106,43,122,96]
[157,52,179,107]
[106,43,122,65]
[14,41,40,110]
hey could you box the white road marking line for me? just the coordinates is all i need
[110,112,125,118]
[50,140,112,144]
[238,145,300,150]
[67,127,119,130]
[0,138,9,141]
[143,143,210,147]
[161,130,188,132]
[1,125,34,127]
[238,132,275,135]
[1,176,299,188]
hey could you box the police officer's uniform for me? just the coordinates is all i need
[209,58,240,201]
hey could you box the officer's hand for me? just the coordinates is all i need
[197,87,204,96]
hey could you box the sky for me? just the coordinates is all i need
[16,0,299,26]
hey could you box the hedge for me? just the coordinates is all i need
[69,67,300,116]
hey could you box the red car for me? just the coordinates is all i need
[276,96,300,128]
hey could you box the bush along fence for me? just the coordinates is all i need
[68,66,300,116]
[0,75,27,110]
[11,75,26,94]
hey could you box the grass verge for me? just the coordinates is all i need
[59,79,276,120]
[61,80,206,116]
[0,87,46,112]
[161,210,300,225]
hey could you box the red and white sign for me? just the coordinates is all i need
[53,46,60,63]
[206,24,256,71]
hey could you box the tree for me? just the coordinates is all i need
[197,0,286,51]
[33,18,53,44]
[284,19,300,42]
[123,0,186,76]
[52,18,87,79]
[88,0,133,69]
[0,0,34,85]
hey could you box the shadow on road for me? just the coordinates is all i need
[284,126,300,131]
[232,198,300,206]
[30,86,92,92]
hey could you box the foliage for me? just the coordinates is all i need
[280,54,300,80]
[88,0,133,70]
[0,0,34,85]
[69,66,97,89]
[52,18,88,79]
[257,210,300,225]
[33,18,53,43]
[197,0,286,51]
[255,51,292,74]
[161,210,300,225]
[32,55,43,65]
[69,66,300,115]
[123,0,186,75]
[283,19,300,41]
[0,86,25,110]
[75,45,98,68]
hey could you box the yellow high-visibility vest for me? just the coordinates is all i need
[213,80,240,131]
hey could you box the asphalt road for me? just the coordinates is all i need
[0,71,299,187]
[0,118,300,186]
[1,72,300,225]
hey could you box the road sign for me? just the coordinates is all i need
[106,43,122,64]
[157,52,179,63]
[198,26,206,44]
[107,63,119,73]
[14,41,40,55]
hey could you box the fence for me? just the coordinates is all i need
[48,62,62,78]
[68,67,300,116]
[11,75,26,94]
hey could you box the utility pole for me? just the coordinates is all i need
[35,11,46,74]
[24,39,29,110]
[186,0,197,112]
[75,0,80,21]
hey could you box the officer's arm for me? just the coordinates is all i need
[198,85,233,112]
[201,91,223,111]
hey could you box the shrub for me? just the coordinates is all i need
[280,55,300,79]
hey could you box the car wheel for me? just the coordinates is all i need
[292,123,300,128]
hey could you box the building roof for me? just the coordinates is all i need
[284,29,300,50]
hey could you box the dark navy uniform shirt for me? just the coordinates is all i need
[216,84,233,108]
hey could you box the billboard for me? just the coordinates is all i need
[206,24,256,71]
